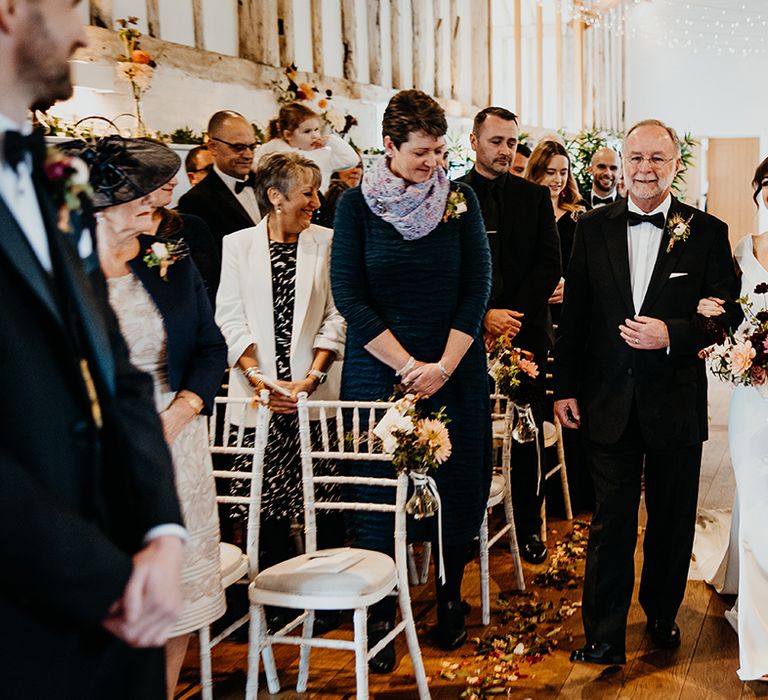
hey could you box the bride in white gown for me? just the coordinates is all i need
[696,159,768,681]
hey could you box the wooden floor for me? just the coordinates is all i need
[175,381,767,699]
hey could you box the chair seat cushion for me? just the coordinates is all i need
[543,420,556,447]
[251,547,396,599]
[219,542,248,588]
[487,474,506,507]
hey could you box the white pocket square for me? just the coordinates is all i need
[669,272,688,279]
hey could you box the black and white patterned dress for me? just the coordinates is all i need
[230,240,337,521]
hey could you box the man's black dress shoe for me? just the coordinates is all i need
[647,618,681,649]
[430,601,468,650]
[570,642,626,665]
[266,607,296,634]
[368,621,396,674]
[520,534,548,564]
[312,610,341,636]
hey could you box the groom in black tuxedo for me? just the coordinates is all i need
[555,119,741,664]
[0,2,184,697]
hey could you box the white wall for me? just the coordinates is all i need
[624,0,767,227]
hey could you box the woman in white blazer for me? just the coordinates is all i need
[215,152,346,631]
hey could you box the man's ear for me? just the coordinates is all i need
[0,0,21,35]
[469,132,477,152]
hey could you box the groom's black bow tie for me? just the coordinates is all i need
[628,211,665,229]
[3,128,46,172]
[592,195,614,206]
[234,172,256,194]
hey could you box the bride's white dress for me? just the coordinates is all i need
[695,234,768,681]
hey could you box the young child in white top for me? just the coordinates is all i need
[256,103,358,192]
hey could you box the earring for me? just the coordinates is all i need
[276,205,282,214]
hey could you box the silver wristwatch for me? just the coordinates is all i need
[307,368,327,385]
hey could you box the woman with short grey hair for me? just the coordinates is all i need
[215,151,347,631]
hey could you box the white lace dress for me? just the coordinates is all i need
[108,273,225,636]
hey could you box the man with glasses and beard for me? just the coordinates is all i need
[555,119,742,666]
[0,1,184,697]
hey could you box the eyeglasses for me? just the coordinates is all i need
[210,137,258,154]
[188,164,212,174]
[624,154,676,168]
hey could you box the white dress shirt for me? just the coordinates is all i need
[214,164,260,223]
[0,114,187,545]
[0,113,52,271]
[627,194,671,314]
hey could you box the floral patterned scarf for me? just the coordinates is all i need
[361,155,450,240]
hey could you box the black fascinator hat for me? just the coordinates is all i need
[58,136,181,209]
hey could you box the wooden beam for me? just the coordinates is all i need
[239,0,279,66]
[238,0,257,62]
[89,0,112,28]
[573,5,585,128]
[471,0,489,107]
[277,0,295,67]
[536,0,543,126]
[487,0,493,104]
[310,0,324,75]
[191,0,204,49]
[434,0,445,97]
[412,0,427,91]
[514,0,521,114]
[449,0,459,100]
[340,0,358,82]
[391,0,402,89]
[368,0,382,86]
[146,0,160,38]
[555,1,563,127]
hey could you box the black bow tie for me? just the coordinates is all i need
[3,128,46,172]
[628,211,665,229]
[592,196,614,206]
[234,172,256,194]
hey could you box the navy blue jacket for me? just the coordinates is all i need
[129,234,227,412]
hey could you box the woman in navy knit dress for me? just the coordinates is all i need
[331,90,492,671]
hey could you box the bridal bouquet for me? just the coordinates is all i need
[700,283,768,391]
[372,394,451,519]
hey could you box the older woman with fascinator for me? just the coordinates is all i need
[60,136,228,698]
[215,151,346,631]
[331,89,492,669]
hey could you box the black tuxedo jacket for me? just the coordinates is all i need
[0,184,182,696]
[177,169,257,251]
[554,196,742,448]
[458,169,561,358]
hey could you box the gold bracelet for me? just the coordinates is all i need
[177,393,204,414]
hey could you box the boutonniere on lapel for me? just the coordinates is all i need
[665,212,694,253]
[143,240,186,281]
[43,148,92,232]
[443,188,468,222]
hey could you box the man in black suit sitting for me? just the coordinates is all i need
[459,107,562,564]
[178,110,261,290]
